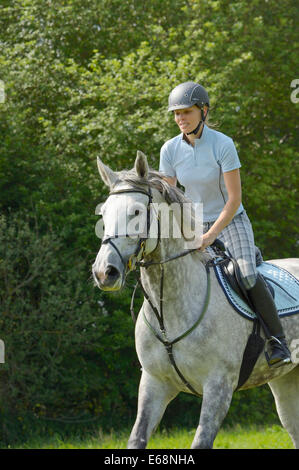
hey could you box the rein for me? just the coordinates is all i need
[102,185,214,397]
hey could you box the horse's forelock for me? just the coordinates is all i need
[114,168,188,206]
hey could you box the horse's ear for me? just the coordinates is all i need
[134,150,149,179]
[97,157,118,188]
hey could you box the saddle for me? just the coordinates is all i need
[210,240,274,308]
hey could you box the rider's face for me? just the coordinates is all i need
[174,105,202,134]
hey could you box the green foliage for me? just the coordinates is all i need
[0,213,138,443]
[0,0,298,443]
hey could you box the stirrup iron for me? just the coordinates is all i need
[264,336,292,368]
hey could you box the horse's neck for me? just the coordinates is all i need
[140,237,208,329]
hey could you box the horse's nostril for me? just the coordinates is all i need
[106,265,120,278]
[93,270,101,282]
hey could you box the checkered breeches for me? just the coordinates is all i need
[204,211,259,289]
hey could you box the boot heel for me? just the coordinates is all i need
[265,336,292,367]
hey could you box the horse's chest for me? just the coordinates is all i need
[135,315,205,392]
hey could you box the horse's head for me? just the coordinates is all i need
[92,151,160,291]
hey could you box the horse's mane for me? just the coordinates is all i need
[113,168,191,206]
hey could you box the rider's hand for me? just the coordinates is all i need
[198,231,217,252]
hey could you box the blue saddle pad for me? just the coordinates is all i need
[214,261,299,321]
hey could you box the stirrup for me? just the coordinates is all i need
[264,336,292,368]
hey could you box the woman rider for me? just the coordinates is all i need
[159,81,291,367]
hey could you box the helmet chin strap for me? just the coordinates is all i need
[187,108,207,135]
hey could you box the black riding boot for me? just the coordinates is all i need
[247,274,291,366]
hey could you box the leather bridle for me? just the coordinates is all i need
[101,186,160,272]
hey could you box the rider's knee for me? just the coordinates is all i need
[242,274,257,290]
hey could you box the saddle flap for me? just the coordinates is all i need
[220,258,275,307]
[220,258,250,304]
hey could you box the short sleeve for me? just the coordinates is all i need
[218,138,241,173]
[159,143,176,177]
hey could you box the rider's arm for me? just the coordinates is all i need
[199,169,242,250]
[163,176,177,186]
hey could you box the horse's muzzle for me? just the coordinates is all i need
[93,263,123,291]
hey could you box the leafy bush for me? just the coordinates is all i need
[0,212,139,443]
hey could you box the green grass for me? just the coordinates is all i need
[5,424,293,449]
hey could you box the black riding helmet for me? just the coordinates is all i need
[168,81,209,135]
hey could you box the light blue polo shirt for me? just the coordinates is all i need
[159,125,244,223]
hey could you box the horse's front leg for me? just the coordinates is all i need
[191,375,234,449]
[127,370,178,449]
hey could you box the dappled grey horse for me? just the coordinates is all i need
[92,151,299,449]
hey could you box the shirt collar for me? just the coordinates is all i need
[181,124,207,145]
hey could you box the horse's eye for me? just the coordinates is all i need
[135,209,140,216]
